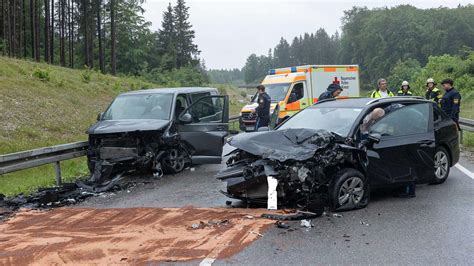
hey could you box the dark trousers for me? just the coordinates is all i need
[256,116,269,129]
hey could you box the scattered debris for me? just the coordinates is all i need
[275,221,290,229]
[300,219,312,228]
[249,231,263,237]
[244,215,254,219]
[332,213,343,218]
[360,220,371,226]
[190,219,230,230]
[261,210,320,221]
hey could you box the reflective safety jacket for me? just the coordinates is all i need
[425,87,442,103]
[370,89,395,98]
[397,90,413,96]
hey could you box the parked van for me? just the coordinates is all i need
[239,65,360,131]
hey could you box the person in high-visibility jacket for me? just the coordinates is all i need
[370,78,395,98]
[397,81,413,96]
[425,78,442,104]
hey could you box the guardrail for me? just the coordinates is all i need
[0,141,88,185]
[1,115,470,184]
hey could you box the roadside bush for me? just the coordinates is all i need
[33,68,50,82]
[81,67,92,83]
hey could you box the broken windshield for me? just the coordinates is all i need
[278,107,363,136]
[252,83,290,102]
[103,93,174,120]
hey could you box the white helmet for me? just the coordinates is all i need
[401,81,409,86]
[426,78,435,84]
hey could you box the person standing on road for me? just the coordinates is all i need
[254,85,271,129]
[370,78,394,98]
[397,81,413,96]
[425,78,442,104]
[440,78,461,128]
[318,83,343,101]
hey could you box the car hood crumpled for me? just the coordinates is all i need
[227,128,339,162]
[87,119,170,134]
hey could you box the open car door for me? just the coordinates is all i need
[366,103,436,186]
[178,95,229,164]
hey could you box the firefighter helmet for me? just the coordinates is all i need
[426,78,435,84]
[401,81,409,86]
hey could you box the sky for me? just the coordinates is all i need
[142,0,472,69]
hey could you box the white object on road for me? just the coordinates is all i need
[300,219,312,228]
[267,176,278,210]
[455,164,474,179]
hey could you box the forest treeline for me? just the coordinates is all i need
[211,5,474,90]
[0,0,208,85]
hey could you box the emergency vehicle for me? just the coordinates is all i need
[239,65,360,131]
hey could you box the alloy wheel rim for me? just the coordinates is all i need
[166,149,185,171]
[434,151,448,180]
[338,177,364,206]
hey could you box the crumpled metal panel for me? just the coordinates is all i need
[228,128,337,162]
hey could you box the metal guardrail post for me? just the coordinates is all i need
[54,161,62,186]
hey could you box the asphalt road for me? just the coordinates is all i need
[79,145,474,265]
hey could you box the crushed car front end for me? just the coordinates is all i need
[216,128,368,213]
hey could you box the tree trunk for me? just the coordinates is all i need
[22,0,26,57]
[59,0,65,66]
[44,0,50,62]
[34,0,39,61]
[69,0,73,67]
[0,0,4,56]
[67,0,71,67]
[50,0,54,63]
[6,0,11,56]
[97,0,103,73]
[82,0,89,67]
[30,0,34,59]
[110,0,116,75]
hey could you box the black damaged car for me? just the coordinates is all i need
[217,97,459,213]
[86,87,229,185]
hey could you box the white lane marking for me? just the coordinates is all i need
[454,164,474,179]
[200,258,216,266]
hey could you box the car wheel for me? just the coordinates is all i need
[431,146,450,184]
[330,168,370,211]
[162,148,185,174]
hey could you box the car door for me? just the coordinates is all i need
[366,103,435,186]
[178,95,229,164]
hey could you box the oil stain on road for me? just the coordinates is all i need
[0,207,274,264]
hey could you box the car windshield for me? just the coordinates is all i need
[103,93,173,120]
[278,107,363,136]
[252,83,290,102]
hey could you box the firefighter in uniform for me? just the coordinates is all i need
[318,83,343,101]
[440,79,461,128]
[254,85,271,129]
[425,78,442,103]
[397,81,413,96]
[370,78,395,98]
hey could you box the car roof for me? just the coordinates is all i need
[310,96,433,109]
[119,87,218,96]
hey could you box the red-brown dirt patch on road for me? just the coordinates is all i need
[0,207,275,265]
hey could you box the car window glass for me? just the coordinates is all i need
[190,92,211,103]
[187,96,225,123]
[175,94,188,118]
[369,103,430,136]
[103,93,173,120]
[288,83,304,103]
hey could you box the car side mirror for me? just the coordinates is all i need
[97,112,104,121]
[257,126,270,132]
[368,132,381,144]
[179,113,193,124]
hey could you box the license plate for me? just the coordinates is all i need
[246,126,255,131]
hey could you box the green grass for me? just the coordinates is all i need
[0,58,247,196]
[461,96,474,120]
[0,56,156,196]
[463,131,474,150]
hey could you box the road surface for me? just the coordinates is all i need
[74,145,474,265]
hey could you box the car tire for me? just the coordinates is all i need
[162,148,186,174]
[431,146,450,185]
[330,168,370,211]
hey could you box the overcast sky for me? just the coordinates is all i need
[142,0,471,69]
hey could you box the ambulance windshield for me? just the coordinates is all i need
[252,83,290,102]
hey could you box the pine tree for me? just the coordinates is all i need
[157,2,176,70]
[173,0,199,68]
